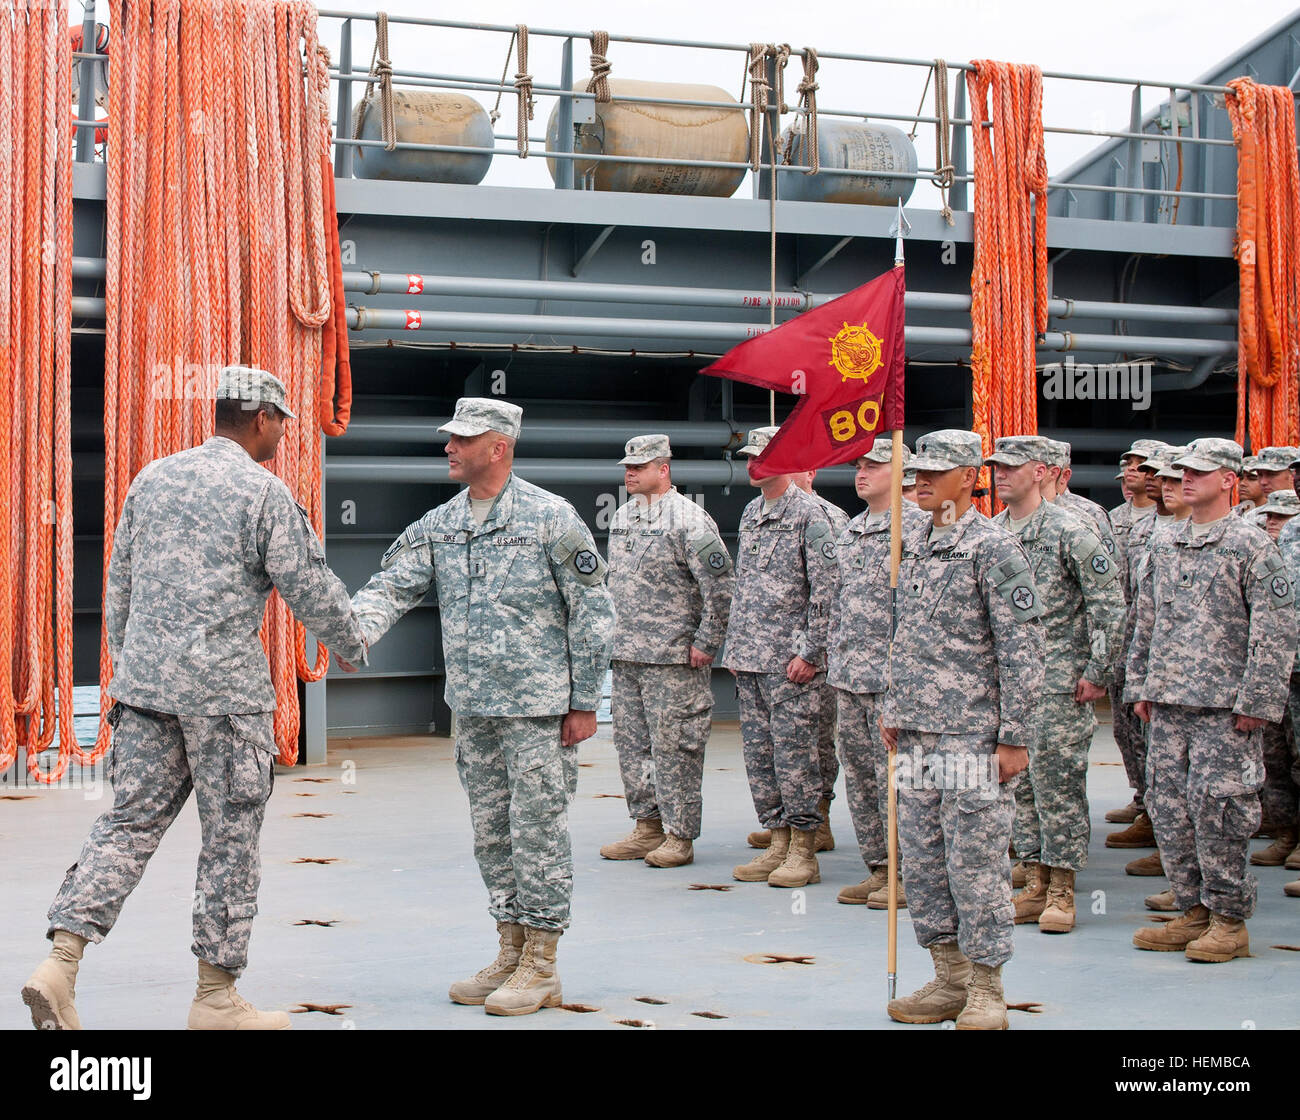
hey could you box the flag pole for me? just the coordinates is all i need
[887,198,907,1003]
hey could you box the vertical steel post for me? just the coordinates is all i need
[1126,84,1143,221]
[556,37,575,189]
[75,1,98,163]
[950,68,968,212]
[334,18,354,179]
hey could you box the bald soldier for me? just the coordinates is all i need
[1128,439,1297,961]
[827,437,928,907]
[988,436,1123,934]
[882,430,1044,1030]
[725,426,838,889]
[22,367,370,1031]
[350,398,616,1016]
[600,435,733,868]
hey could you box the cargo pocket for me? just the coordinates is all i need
[951,787,1005,868]
[1203,782,1261,841]
[227,713,277,806]
[512,741,565,821]
[222,899,259,957]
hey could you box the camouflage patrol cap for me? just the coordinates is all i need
[1254,446,1300,473]
[737,426,780,457]
[1173,437,1243,474]
[438,397,523,440]
[1139,445,1186,474]
[1258,489,1300,518]
[619,434,672,465]
[984,435,1051,467]
[1241,455,1260,474]
[1121,438,1168,463]
[1154,460,1185,481]
[858,436,912,465]
[911,429,985,471]
[215,365,296,420]
[1041,439,1071,469]
[902,468,917,487]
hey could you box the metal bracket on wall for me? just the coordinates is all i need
[572,225,617,277]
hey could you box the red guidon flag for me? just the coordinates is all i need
[702,266,905,479]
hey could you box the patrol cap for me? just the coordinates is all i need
[1121,438,1168,463]
[984,435,1051,467]
[1139,445,1185,474]
[737,426,780,457]
[619,434,672,465]
[1241,454,1260,474]
[1258,489,1300,518]
[911,429,985,471]
[1154,460,1184,481]
[438,397,523,440]
[1041,439,1071,469]
[1172,437,1243,474]
[857,436,912,466]
[214,365,296,420]
[902,468,917,487]
[1254,446,1300,473]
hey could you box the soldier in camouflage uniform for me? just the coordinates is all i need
[987,437,1123,935]
[1232,455,1264,522]
[350,398,616,1016]
[902,467,918,503]
[23,367,368,1032]
[881,430,1045,1031]
[827,437,927,907]
[1254,446,1299,500]
[600,435,732,869]
[1043,439,1121,576]
[1128,438,1297,961]
[1275,502,1300,896]
[1249,490,1300,878]
[724,426,838,889]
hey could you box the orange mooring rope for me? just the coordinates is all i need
[0,2,76,783]
[968,59,1048,513]
[1226,77,1300,452]
[97,0,349,768]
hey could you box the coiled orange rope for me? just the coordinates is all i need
[1226,77,1299,452]
[968,59,1048,513]
[97,0,348,768]
[0,2,76,783]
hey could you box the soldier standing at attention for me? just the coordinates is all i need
[725,426,838,889]
[1044,439,1120,571]
[827,437,927,907]
[1254,446,1300,501]
[1233,456,1264,520]
[988,437,1123,934]
[902,468,918,503]
[22,367,369,1031]
[599,435,733,868]
[1128,439,1296,961]
[349,398,616,1016]
[881,430,1044,1030]
[1275,498,1300,896]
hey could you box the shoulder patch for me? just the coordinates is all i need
[690,531,733,576]
[381,523,429,570]
[805,519,836,564]
[1254,550,1294,608]
[988,553,1042,621]
[554,526,607,586]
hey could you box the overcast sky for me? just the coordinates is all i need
[310,0,1300,200]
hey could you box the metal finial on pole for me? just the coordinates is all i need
[891,198,911,267]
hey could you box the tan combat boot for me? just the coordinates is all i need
[1144,888,1178,911]
[1125,851,1165,877]
[1105,799,1142,824]
[1106,811,1156,849]
[886,941,971,1024]
[1012,862,1048,924]
[867,874,907,910]
[1038,867,1076,933]
[1285,879,1300,898]
[746,828,773,849]
[21,930,88,1030]
[187,960,291,1030]
[448,921,525,1005]
[734,827,790,882]
[1132,903,1210,952]
[955,963,1008,1030]
[813,798,835,852]
[484,927,562,1016]
[1185,914,1250,963]
[644,834,694,868]
[768,828,821,888]
[837,865,889,904]
[599,817,664,860]
[1011,861,1028,889]
[1251,828,1299,867]
[1286,844,1300,871]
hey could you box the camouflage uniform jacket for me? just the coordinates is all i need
[811,491,851,536]
[352,473,616,715]
[1276,517,1300,673]
[827,502,929,695]
[1057,489,1121,583]
[608,486,733,663]
[720,484,837,673]
[1126,514,1297,721]
[106,436,367,715]
[994,499,1124,690]
[882,505,1045,745]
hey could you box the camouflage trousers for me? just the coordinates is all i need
[813,682,840,804]
[1110,667,1148,807]
[611,660,712,839]
[895,729,1017,968]
[734,671,823,832]
[48,703,276,977]
[1145,703,1261,920]
[1012,692,1096,870]
[455,714,579,931]
[833,689,887,867]
[1260,673,1299,830]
